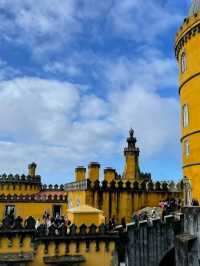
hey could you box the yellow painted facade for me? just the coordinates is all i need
[0,234,116,266]
[67,205,105,226]
[175,10,200,200]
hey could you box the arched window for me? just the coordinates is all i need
[182,104,189,128]
[181,52,187,73]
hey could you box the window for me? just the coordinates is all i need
[182,104,189,128]
[184,139,190,157]
[181,52,187,73]
[53,205,61,217]
[5,205,15,217]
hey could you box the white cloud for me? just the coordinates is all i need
[109,0,184,42]
[0,72,179,181]
[0,0,79,56]
[0,0,185,58]
[0,1,183,181]
[109,85,179,157]
[100,49,178,91]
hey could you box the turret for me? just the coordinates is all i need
[75,166,86,182]
[88,162,100,182]
[123,129,140,181]
[104,168,116,182]
[175,1,200,200]
[28,162,37,177]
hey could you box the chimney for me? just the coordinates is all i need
[28,162,37,177]
[75,166,86,182]
[104,168,116,182]
[88,162,100,182]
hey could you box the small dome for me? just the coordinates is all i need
[189,0,200,17]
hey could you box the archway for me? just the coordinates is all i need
[159,248,175,266]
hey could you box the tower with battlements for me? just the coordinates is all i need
[175,0,200,200]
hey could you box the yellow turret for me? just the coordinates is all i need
[175,2,200,200]
[123,129,140,181]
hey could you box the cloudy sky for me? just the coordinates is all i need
[0,0,191,184]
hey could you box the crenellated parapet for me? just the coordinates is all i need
[175,11,200,59]
[0,174,41,185]
[0,194,68,202]
[0,222,119,265]
[0,222,119,254]
[41,184,64,191]
[86,179,182,193]
[0,173,42,196]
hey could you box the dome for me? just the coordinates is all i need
[189,0,200,17]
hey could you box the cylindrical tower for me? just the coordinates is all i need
[175,1,200,200]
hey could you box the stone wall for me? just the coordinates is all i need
[126,215,182,266]
[175,207,200,266]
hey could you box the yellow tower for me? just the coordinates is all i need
[123,129,140,181]
[175,0,200,200]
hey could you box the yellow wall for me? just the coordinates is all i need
[68,190,87,208]
[67,212,104,226]
[85,187,174,223]
[0,202,68,220]
[0,183,40,195]
[123,154,139,181]
[176,11,200,200]
[0,235,116,266]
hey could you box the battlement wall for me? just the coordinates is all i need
[0,224,119,266]
[126,214,183,266]
[65,178,182,193]
[0,174,41,196]
[0,194,67,202]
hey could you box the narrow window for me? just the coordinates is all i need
[182,104,189,128]
[184,139,190,157]
[181,52,187,73]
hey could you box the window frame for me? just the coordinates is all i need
[182,104,189,128]
[4,205,15,217]
[184,139,190,158]
[181,51,187,73]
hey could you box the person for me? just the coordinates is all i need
[111,217,116,229]
[132,213,139,225]
[159,200,165,209]
[35,219,40,230]
[121,217,126,231]
[162,207,167,221]
[43,210,50,222]
[151,210,156,219]
[108,218,113,231]
[192,199,199,206]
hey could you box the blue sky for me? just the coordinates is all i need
[0,0,191,184]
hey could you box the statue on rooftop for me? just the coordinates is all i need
[183,176,192,206]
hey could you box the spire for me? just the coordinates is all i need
[123,129,140,181]
[124,128,139,156]
[189,0,200,17]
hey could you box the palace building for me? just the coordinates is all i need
[0,1,199,265]
[0,130,180,224]
[0,130,180,266]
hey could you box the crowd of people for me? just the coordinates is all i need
[132,198,182,224]
[35,211,72,236]
[158,198,182,212]
[0,210,72,236]
[0,210,127,235]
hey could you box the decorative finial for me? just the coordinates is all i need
[129,128,134,138]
